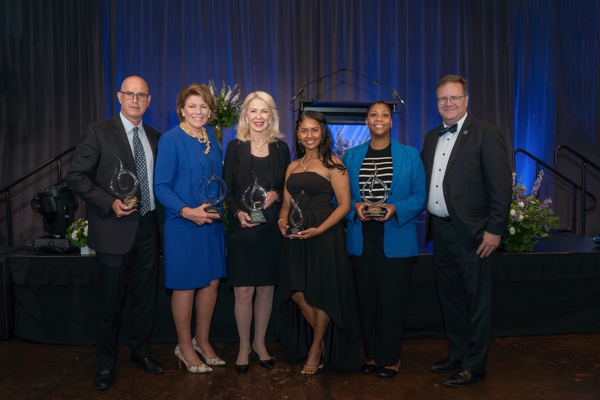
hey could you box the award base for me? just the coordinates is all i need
[205,205,223,221]
[286,226,304,236]
[248,210,267,224]
[123,195,141,210]
[364,206,386,219]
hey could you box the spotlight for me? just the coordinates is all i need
[30,184,78,251]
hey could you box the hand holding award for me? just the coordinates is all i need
[110,155,141,210]
[197,156,227,220]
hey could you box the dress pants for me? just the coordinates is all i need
[432,216,494,374]
[95,211,159,368]
[352,230,414,367]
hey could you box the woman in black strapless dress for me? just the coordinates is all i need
[276,111,360,374]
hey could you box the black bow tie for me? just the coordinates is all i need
[438,124,458,136]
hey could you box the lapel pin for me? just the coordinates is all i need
[463,130,469,135]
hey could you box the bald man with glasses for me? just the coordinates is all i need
[67,76,165,390]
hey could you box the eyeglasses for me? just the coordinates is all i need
[436,95,467,105]
[119,91,149,101]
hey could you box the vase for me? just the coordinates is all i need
[212,125,234,147]
[80,245,95,255]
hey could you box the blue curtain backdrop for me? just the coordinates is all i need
[1,0,599,244]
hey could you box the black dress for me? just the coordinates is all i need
[276,172,360,372]
[226,155,281,286]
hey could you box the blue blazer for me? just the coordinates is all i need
[343,139,426,258]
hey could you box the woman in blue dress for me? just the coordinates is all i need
[154,84,227,374]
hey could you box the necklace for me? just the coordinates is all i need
[180,122,210,154]
[300,155,316,170]
[251,140,267,150]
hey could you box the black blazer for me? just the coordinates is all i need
[223,139,291,220]
[66,115,161,255]
[421,115,512,250]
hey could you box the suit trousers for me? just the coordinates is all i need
[351,230,414,366]
[95,210,159,368]
[432,216,494,374]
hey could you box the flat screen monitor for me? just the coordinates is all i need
[329,124,370,157]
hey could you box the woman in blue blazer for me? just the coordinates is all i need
[343,101,426,379]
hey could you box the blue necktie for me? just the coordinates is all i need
[438,124,458,136]
[133,127,150,216]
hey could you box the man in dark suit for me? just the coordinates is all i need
[66,76,165,390]
[421,75,512,387]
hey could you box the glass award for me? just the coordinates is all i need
[360,161,389,219]
[242,170,268,224]
[197,156,227,220]
[110,155,141,210]
[286,190,305,236]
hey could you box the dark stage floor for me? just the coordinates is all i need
[1,334,598,399]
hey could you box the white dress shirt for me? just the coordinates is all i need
[427,113,468,217]
[119,113,156,211]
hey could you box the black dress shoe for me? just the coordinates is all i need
[444,370,485,387]
[430,356,462,373]
[377,367,398,379]
[93,366,114,390]
[258,358,274,369]
[251,349,274,369]
[129,353,166,375]
[235,364,250,375]
[360,363,381,375]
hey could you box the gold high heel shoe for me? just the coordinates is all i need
[301,350,322,375]
[174,345,212,373]
[192,338,226,366]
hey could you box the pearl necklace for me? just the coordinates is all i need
[180,122,210,154]
[300,155,316,170]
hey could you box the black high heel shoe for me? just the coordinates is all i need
[235,346,253,375]
[234,363,249,375]
[251,343,274,369]
[252,349,274,370]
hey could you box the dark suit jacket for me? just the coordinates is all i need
[66,115,161,255]
[421,115,512,250]
[223,139,291,219]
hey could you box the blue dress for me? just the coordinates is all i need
[154,126,226,289]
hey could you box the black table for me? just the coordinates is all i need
[7,233,600,345]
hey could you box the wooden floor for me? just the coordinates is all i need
[1,334,599,399]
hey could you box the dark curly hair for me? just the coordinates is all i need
[293,110,345,172]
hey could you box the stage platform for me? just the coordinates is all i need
[5,231,600,345]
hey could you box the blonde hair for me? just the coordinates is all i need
[235,91,284,143]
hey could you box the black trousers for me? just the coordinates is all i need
[352,230,414,367]
[95,211,159,368]
[432,217,494,374]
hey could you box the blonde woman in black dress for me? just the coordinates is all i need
[223,91,290,375]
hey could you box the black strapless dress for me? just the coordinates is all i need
[276,172,359,372]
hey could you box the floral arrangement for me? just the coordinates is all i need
[66,218,88,248]
[504,171,559,252]
[207,80,242,141]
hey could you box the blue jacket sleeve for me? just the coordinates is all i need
[389,146,427,227]
[154,133,187,216]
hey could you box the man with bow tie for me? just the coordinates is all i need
[421,75,512,387]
